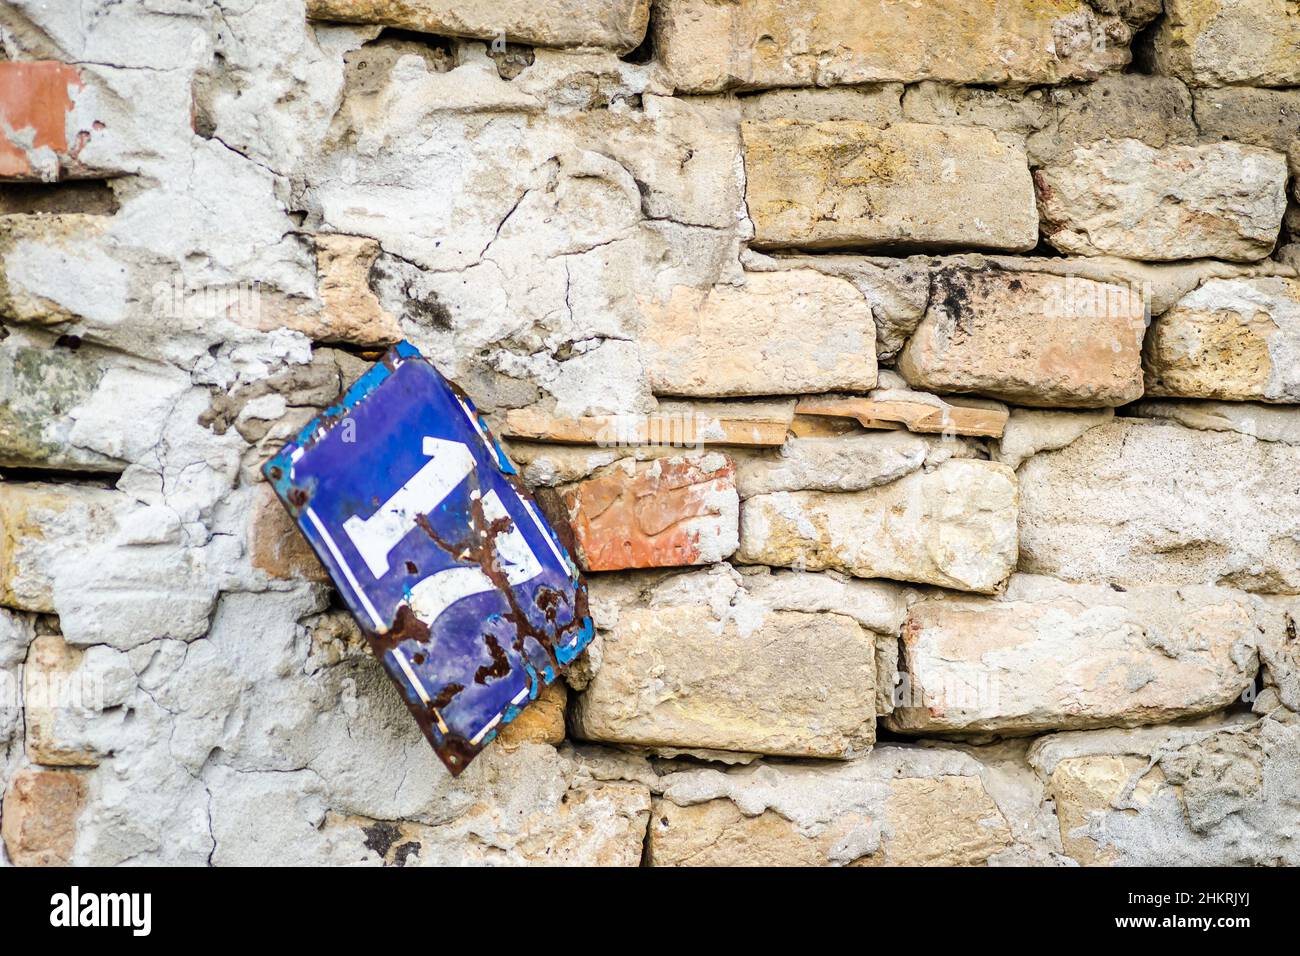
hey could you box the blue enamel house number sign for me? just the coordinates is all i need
[263,342,592,775]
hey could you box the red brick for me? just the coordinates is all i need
[0,62,88,180]
[560,456,739,571]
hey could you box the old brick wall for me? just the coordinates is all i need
[0,0,1298,866]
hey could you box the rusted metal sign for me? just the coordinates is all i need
[264,342,591,775]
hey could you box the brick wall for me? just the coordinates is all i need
[0,0,1298,865]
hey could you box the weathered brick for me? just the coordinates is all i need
[1024,74,1199,167]
[22,631,132,768]
[0,62,92,181]
[0,334,122,472]
[1028,716,1300,865]
[741,253,932,360]
[502,402,794,448]
[640,271,877,396]
[1019,418,1300,590]
[887,575,1264,736]
[737,459,1018,593]
[231,236,403,346]
[647,746,1022,866]
[0,338,187,476]
[793,391,1009,437]
[573,571,877,757]
[495,680,567,749]
[1192,88,1300,172]
[24,633,93,766]
[655,0,1156,93]
[743,121,1037,252]
[1046,756,1166,865]
[306,0,651,52]
[733,433,933,498]
[1132,399,1300,447]
[1154,0,1300,87]
[309,234,401,345]
[249,483,329,582]
[897,269,1146,407]
[740,85,904,125]
[323,779,651,866]
[1036,139,1289,261]
[0,483,119,613]
[993,406,1114,470]
[1145,277,1300,403]
[559,454,738,571]
[1,768,86,866]
[0,214,114,326]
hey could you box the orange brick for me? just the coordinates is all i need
[560,456,738,571]
[0,62,88,180]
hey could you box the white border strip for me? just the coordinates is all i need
[391,646,449,735]
[520,496,567,569]
[305,506,385,631]
[469,683,533,745]
[456,397,490,448]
